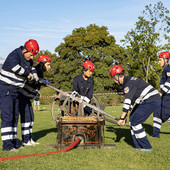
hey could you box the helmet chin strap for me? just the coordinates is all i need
[23,51,30,55]
[112,75,121,85]
[82,72,89,79]
[82,68,90,79]
[163,58,168,68]
[22,46,30,55]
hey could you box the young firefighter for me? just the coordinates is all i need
[110,65,161,151]
[151,51,170,137]
[18,54,51,146]
[72,60,95,116]
[0,39,39,151]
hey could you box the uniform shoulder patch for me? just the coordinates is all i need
[131,77,137,80]
[124,87,129,93]
[167,72,170,76]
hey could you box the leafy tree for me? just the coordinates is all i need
[54,24,127,92]
[121,1,170,88]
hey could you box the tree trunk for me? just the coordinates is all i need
[145,57,150,83]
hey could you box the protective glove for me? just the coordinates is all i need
[80,96,90,103]
[28,73,33,80]
[41,79,49,85]
[32,73,39,82]
[72,91,79,97]
[28,73,39,82]
[80,96,90,108]
[70,91,81,102]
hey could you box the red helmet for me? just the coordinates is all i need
[82,60,95,71]
[158,51,170,59]
[37,55,51,63]
[110,65,124,77]
[24,39,39,55]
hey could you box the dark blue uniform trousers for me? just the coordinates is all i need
[161,95,170,122]
[129,99,161,149]
[0,89,22,150]
[152,106,162,137]
[19,93,34,143]
[152,95,170,137]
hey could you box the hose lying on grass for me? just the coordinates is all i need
[0,138,80,162]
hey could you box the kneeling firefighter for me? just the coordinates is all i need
[18,54,51,146]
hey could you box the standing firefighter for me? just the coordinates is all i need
[110,65,161,151]
[0,39,39,151]
[151,51,170,137]
[19,54,51,146]
[72,60,95,116]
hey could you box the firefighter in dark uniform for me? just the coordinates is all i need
[18,55,51,146]
[72,60,95,116]
[151,51,170,137]
[0,39,39,151]
[110,65,161,151]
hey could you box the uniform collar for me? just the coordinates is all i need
[80,74,90,82]
[17,46,24,57]
[122,76,130,88]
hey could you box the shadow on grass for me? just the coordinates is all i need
[106,126,134,147]
[143,123,170,135]
[33,127,58,141]
[159,131,170,134]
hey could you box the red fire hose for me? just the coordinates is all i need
[0,138,80,162]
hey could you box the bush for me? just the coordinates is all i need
[39,86,57,105]
[39,85,124,107]
[94,94,123,106]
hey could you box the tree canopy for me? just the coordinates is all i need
[121,1,170,88]
[34,1,170,94]
[53,24,126,92]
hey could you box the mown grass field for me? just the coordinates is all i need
[0,105,170,170]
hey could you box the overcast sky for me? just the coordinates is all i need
[0,0,169,61]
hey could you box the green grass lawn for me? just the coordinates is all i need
[0,105,170,170]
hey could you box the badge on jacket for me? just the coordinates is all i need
[124,87,129,93]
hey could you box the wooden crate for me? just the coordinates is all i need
[57,116,105,148]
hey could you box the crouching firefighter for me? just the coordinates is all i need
[110,65,161,151]
[0,39,39,151]
[151,51,170,137]
[18,54,51,146]
[72,60,95,116]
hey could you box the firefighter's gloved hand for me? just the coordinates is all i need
[32,73,39,82]
[80,96,90,103]
[42,79,49,85]
[39,78,49,85]
[72,91,79,97]
[70,91,79,102]
[80,96,90,107]
[28,73,34,81]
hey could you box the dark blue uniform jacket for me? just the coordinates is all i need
[72,74,94,101]
[122,76,160,113]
